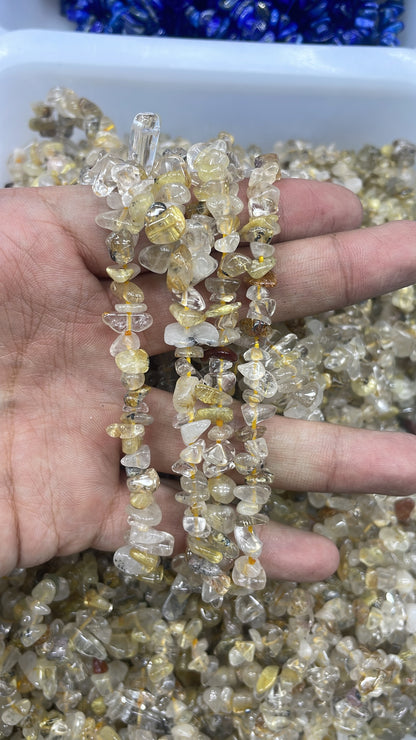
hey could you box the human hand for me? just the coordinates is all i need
[0,180,415,580]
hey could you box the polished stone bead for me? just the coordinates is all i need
[120,445,151,470]
[106,422,144,440]
[239,215,280,243]
[164,322,220,348]
[166,243,194,292]
[110,281,145,304]
[128,528,174,556]
[205,302,241,318]
[194,383,233,406]
[105,264,140,283]
[127,467,159,494]
[194,407,233,423]
[145,203,186,244]
[115,349,149,374]
[106,229,136,264]
[180,419,211,445]
[139,243,174,274]
[169,303,206,327]
[109,331,141,356]
[102,312,153,333]
[215,233,240,253]
[128,112,160,174]
[232,556,267,591]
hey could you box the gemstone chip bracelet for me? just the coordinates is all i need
[87,112,281,601]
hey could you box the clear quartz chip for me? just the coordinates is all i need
[113,544,158,577]
[164,322,220,347]
[109,332,141,356]
[102,312,153,333]
[121,445,151,469]
[232,556,267,591]
[128,113,160,174]
[234,526,263,557]
[128,527,174,556]
[126,502,162,528]
[241,403,276,425]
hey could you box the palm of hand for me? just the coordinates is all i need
[0,187,123,572]
[1,181,416,582]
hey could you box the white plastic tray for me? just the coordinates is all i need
[1,5,416,185]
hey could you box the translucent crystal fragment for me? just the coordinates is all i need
[183,512,211,538]
[194,145,229,182]
[166,243,194,291]
[106,422,144,439]
[241,403,275,424]
[110,280,144,303]
[205,277,240,301]
[246,257,276,279]
[207,422,234,441]
[169,303,206,327]
[174,285,206,311]
[203,441,235,468]
[238,361,266,382]
[187,537,223,565]
[232,556,267,591]
[195,407,233,423]
[201,572,232,603]
[206,194,243,220]
[208,474,236,504]
[128,113,160,174]
[121,445,151,469]
[179,439,205,464]
[145,203,186,245]
[234,484,271,505]
[102,312,153,333]
[205,301,241,318]
[109,331,141,357]
[221,252,251,277]
[62,624,107,660]
[164,322,220,348]
[248,186,280,218]
[215,233,240,253]
[129,491,153,509]
[244,437,268,460]
[206,504,236,534]
[249,242,275,260]
[114,303,147,314]
[106,229,136,264]
[139,243,173,274]
[115,349,149,374]
[234,525,263,557]
[127,496,162,525]
[20,623,48,647]
[113,545,157,577]
[239,216,280,243]
[128,182,155,225]
[105,264,140,282]
[2,698,31,725]
[128,528,174,556]
[180,419,211,445]
[228,640,256,667]
[190,253,218,284]
[194,383,233,406]
[172,375,199,411]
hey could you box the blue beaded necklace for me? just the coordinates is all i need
[60,0,405,44]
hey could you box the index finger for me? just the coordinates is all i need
[24,179,363,277]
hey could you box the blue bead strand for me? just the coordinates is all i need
[60,0,405,44]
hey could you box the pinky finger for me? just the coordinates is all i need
[261,521,340,582]
[97,477,340,583]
